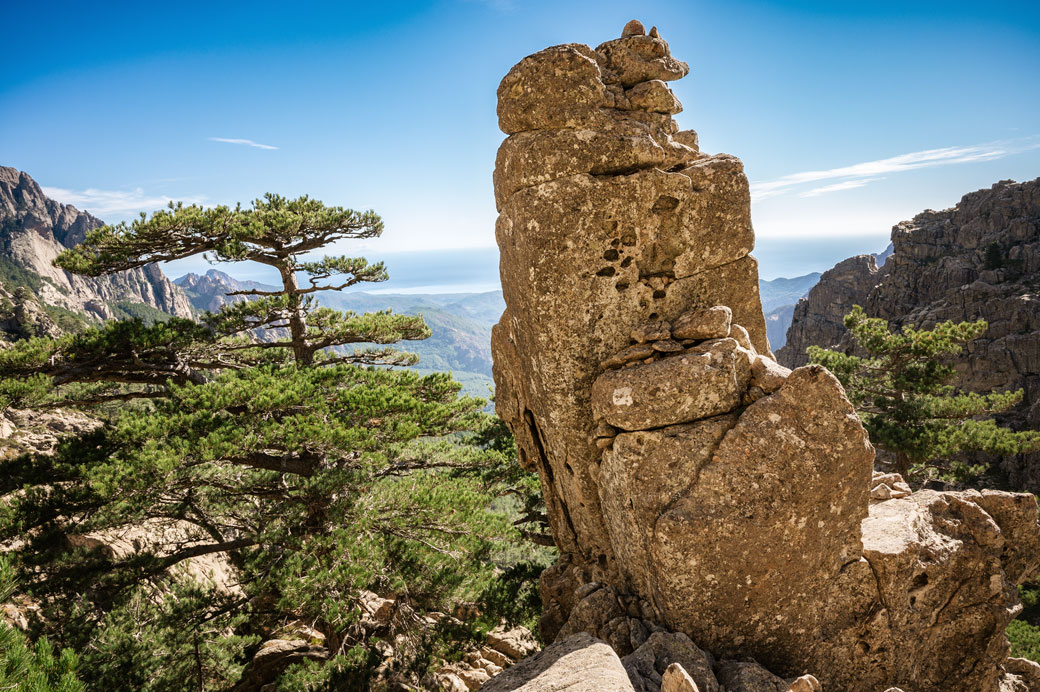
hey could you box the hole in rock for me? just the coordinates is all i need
[597,267,616,277]
[603,249,620,261]
[652,195,681,212]
[615,282,630,292]
[621,257,634,268]
[653,290,666,299]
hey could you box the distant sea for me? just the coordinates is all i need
[163,237,891,294]
[754,235,890,281]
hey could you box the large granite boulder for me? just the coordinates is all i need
[481,633,635,692]
[490,21,1040,692]
[491,17,770,605]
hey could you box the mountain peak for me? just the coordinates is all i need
[0,165,194,330]
[204,268,235,282]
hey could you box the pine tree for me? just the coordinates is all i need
[808,305,1040,482]
[0,195,545,690]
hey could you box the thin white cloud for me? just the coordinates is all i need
[751,137,1039,200]
[208,137,278,150]
[798,177,883,198]
[43,186,205,217]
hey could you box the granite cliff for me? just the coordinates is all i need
[0,166,192,339]
[489,21,1040,692]
[778,180,1040,491]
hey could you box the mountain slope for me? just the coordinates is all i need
[756,272,821,350]
[315,291,501,392]
[0,167,192,338]
[758,273,821,314]
[174,269,502,395]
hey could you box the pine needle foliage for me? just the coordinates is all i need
[809,305,1040,482]
[0,557,85,692]
[0,196,547,690]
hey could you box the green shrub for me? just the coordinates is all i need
[1009,619,1040,662]
[42,305,89,333]
[108,301,174,324]
[0,257,43,293]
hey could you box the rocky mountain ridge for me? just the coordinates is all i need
[174,268,274,313]
[175,267,500,395]
[778,179,1040,490]
[0,166,192,339]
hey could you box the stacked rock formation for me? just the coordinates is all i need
[491,22,1040,692]
[491,16,770,632]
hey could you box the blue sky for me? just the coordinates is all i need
[2,0,1039,280]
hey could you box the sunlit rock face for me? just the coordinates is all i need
[491,21,1040,692]
[0,166,193,327]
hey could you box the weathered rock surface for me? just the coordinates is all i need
[622,632,718,692]
[598,414,738,598]
[649,365,873,664]
[788,675,823,692]
[356,592,539,691]
[0,406,99,458]
[591,338,750,431]
[672,306,731,340]
[713,661,788,691]
[1007,658,1040,690]
[480,633,635,692]
[491,22,1040,692]
[855,489,1040,691]
[660,663,699,692]
[491,21,770,609]
[777,179,1040,490]
[475,615,803,692]
[0,166,192,339]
